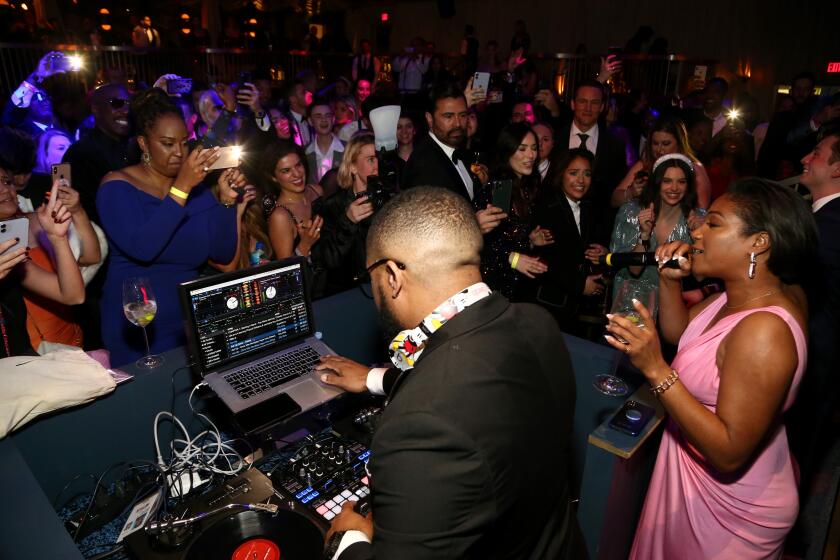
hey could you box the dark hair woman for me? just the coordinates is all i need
[607,178,817,559]
[532,148,611,331]
[481,122,552,301]
[96,88,245,366]
[609,154,701,318]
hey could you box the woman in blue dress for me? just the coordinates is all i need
[97,89,242,366]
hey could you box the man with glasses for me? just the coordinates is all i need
[62,83,132,223]
[555,80,627,212]
[316,187,583,560]
[306,98,345,184]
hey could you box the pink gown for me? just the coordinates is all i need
[630,295,806,560]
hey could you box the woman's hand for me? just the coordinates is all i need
[510,253,547,278]
[507,48,526,73]
[236,185,257,218]
[475,204,507,234]
[346,195,375,224]
[297,215,324,255]
[174,147,220,193]
[56,183,82,215]
[637,203,655,237]
[529,225,554,247]
[464,76,486,108]
[583,274,604,296]
[630,173,648,199]
[0,239,27,280]
[217,167,246,206]
[37,180,72,240]
[472,163,490,185]
[604,299,669,377]
[654,240,693,281]
[584,243,608,264]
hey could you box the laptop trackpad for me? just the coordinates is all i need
[233,392,301,434]
[287,378,342,407]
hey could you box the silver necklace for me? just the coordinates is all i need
[724,289,779,309]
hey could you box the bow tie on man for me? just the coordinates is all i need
[452,148,472,165]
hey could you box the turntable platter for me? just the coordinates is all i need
[185,509,323,560]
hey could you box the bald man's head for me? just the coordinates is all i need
[367,187,482,286]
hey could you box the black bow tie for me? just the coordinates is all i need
[452,149,471,165]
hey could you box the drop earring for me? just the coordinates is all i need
[142,151,151,164]
[748,252,757,279]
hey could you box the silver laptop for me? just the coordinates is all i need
[179,257,342,430]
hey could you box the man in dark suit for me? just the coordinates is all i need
[316,187,584,559]
[402,82,506,234]
[788,125,840,488]
[554,80,628,212]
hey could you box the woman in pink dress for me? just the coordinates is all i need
[604,177,818,559]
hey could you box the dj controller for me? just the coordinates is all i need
[120,422,376,560]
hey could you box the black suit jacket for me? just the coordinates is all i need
[788,196,840,473]
[402,134,481,204]
[554,123,627,211]
[339,293,585,559]
[532,190,609,330]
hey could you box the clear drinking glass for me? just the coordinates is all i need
[593,280,657,396]
[122,277,163,369]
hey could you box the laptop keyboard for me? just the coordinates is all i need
[225,346,321,400]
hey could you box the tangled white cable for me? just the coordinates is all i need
[153,383,246,479]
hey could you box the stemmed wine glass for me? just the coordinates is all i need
[594,280,657,396]
[122,277,164,369]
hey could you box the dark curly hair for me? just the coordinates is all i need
[130,87,182,137]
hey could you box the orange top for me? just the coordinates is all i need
[24,246,83,349]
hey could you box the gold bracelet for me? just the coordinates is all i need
[510,252,520,269]
[169,186,189,200]
[650,369,679,397]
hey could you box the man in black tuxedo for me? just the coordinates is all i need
[788,125,840,488]
[317,187,584,559]
[402,82,506,234]
[554,80,627,212]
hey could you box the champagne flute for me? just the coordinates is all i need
[593,280,657,396]
[122,277,164,369]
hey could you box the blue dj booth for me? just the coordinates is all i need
[0,287,664,559]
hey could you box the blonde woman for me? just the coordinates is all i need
[317,132,378,294]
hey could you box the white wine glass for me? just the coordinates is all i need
[594,280,657,396]
[122,277,163,369]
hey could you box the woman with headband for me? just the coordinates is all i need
[609,153,698,317]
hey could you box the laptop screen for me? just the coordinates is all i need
[182,261,311,372]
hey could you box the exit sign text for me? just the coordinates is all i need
[828,62,840,73]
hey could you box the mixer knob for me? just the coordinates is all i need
[302,458,310,467]
[316,467,324,477]
[307,462,316,472]
[338,445,345,455]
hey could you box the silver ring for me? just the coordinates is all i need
[316,228,321,232]
[202,166,209,172]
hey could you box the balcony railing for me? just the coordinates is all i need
[0,43,715,103]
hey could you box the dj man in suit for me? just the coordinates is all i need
[317,187,584,560]
[402,82,506,235]
[553,80,628,212]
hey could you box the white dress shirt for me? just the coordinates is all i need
[538,159,550,181]
[570,122,599,155]
[566,195,581,234]
[306,135,345,182]
[813,191,840,213]
[428,131,474,200]
[394,56,429,93]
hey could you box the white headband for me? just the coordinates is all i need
[652,153,695,174]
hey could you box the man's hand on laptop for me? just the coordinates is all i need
[316,356,370,393]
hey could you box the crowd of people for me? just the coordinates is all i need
[1,33,839,558]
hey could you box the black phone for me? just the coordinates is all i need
[608,400,655,436]
[490,179,514,214]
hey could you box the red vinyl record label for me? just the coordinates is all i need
[231,538,281,560]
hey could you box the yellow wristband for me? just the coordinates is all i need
[510,252,520,270]
[169,186,189,200]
